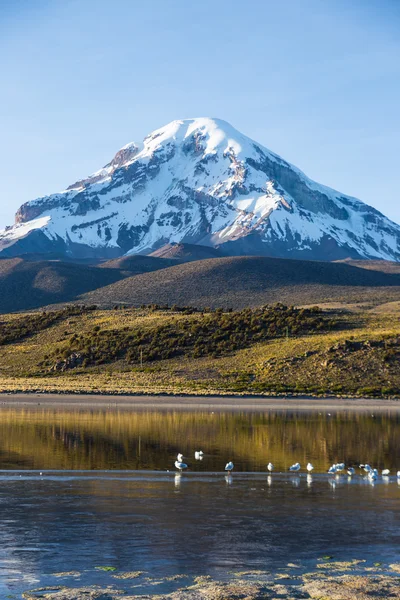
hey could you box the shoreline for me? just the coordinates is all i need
[0,392,399,411]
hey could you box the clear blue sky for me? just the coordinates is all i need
[1,0,399,228]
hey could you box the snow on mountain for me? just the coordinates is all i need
[1,117,399,261]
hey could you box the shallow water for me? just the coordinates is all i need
[0,407,399,472]
[0,407,399,596]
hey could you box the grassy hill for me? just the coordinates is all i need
[82,255,400,310]
[0,302,399,398]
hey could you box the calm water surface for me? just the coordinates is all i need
[0,407,399,596]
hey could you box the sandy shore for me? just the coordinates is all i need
[0,392,399,411]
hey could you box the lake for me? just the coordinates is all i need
[0,405,399,597]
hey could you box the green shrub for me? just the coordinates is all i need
[43,304,335,370]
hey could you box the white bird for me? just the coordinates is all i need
[328,464,337,474]
[336,463,345,471]
[368,469,378,481]
[175,460,188,472]
[267,462,274,473]
[382,469,390,476]
[397,471,400,479]
[347,467,355,476]
[306,463,314,472]
[289,462,301,472]
[194,451,203,460]
[177,453,184,462]
[363,464,372,473]
[225,461,234,472]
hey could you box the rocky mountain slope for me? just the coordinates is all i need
[1,118,399,261]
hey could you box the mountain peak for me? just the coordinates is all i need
[1,117,399,262]
[141,117,265,161]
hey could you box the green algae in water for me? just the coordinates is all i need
[113,571,145,579]
[164,574,189,581]
[317,559,366,571]
[94,565,117,572]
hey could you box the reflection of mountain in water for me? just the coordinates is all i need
[0,409,399,471]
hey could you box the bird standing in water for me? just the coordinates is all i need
[175,455,188,472]
[225,461,234,473]
[289,463,301,472]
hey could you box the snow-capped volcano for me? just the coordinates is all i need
[1,117,399,261]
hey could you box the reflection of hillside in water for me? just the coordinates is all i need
[0,408,399,471]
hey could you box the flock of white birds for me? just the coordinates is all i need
[174,453,400,481]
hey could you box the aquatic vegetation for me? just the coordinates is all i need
[317,559,366,570]
[231,570,267,577]
[192,575,213,585]
[390,563,400,572]
[303,574,400,599]
[112,571,145,579]
[22,565,400,598]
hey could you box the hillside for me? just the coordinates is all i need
[0,257,127,313]
[336,259,400,274]
[149,242,225,261]
[99,254,178,273]
[1,254,400,314]
[0,303,399,398]
[2,117,400,262]
[81,255,400,309]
